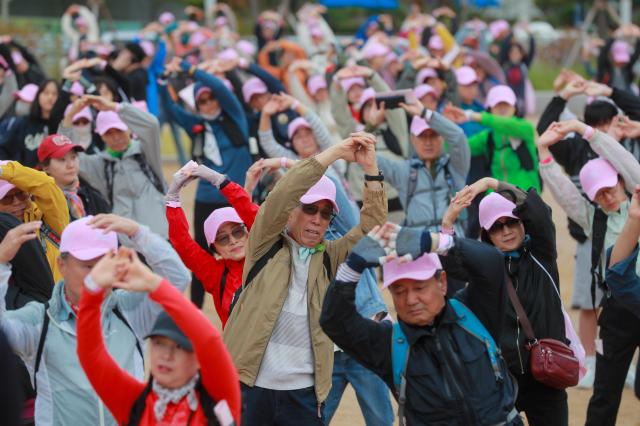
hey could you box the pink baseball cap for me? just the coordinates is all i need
[95,111,128,136]
[242,77,268,103]
[382,253,442,288]
[358,87,375,110]
[288,117,312,139]
[410,116,433,136]
[236,40,256,57]
[489,20,510,39]
[69,81,84,97]
[455,66,479,86]
[195,86,212,101]
[189,31,209,47]
[416,68,438,85]
[478,192,518,230]
[414,84,439,100]
[428,35,444,51]
[385,51,398,65]
[159,12,175,26]
[579,157,619,201]
[139,40,155,58]
[59,216,118,261]
[340,76,366,93]
[64,104,92,124]
[218,48,239,62]
[363,42,389,59]
[0,180,16,200]
[132,100,148,112]
[204,207,244,246]
[300,175,339,213]
[486,85,516,108]
[214,16,229,28]
[14,84,38,103]
[611,40,630,64]
[307,75,327,96]
[75,16,88,27]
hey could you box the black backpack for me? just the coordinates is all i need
[126,378,219,426]
[228,239,332,315]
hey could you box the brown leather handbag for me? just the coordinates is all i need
[506,277,580,389]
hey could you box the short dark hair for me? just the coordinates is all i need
[584,100,618,127]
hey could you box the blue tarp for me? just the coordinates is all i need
[319,0,398,9]
[469,0,501,7]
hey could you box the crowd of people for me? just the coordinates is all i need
[0,2,639,425]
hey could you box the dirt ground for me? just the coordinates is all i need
[162,161,639,426]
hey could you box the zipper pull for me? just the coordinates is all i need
[317,402,321,418]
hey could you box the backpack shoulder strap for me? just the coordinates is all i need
[219,267,229,305]
[391,322,410,426]
[103,160,116,205]
[590,207,609,308]
[449,298,503,381]
[125,379,154,426]
[113,306,144,362]
[403,164,420,224]
[34,302,50,394]
[322,251,332,277]
[133,153,165,194]
[229,239,284,315]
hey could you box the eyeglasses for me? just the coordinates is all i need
[300,203,334,221]
[214,225,247,246]
[488,217,521,234]
[0,190,30,205]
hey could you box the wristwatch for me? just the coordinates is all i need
[364,171,384,181]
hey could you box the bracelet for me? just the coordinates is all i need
[540,156,553,165]
[364,171,384,181]
[280,156,288,168]
[582,125,595,141]
[464,109,473,121]
[422,107,433,121]
[291,100,300,111]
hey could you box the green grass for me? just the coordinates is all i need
[529,61,589,91]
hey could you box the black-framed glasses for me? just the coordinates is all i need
[488,217,521,234]
[215,225,247,246]
[300,203,334,221]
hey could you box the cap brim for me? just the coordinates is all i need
[586,173,619,201]
[47,144,85,160]
[482,212,519,231]
[96,122,128,135]
[66,247,111,261]
[146,330,193,352]
[0,183,16,200]
[299,195,340,214]
[383,267,438,289]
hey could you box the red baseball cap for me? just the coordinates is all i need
[37,134,84,163]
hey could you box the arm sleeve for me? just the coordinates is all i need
[589,130,640,190]
[158,83,200,132]
[190,68,248,137]
[288,71,314,109]
[368,73,409,157]
[0,162,69,237]
[243,158,326,276]
[0,72,18,118]
[304,109,334,152]
[467,129,490,157]
[376,155,408,191]
[117,103,164,184]
[320,276,394,387]
[539,159,593,234]
[536,96,568,134]
[429,112,469,176]
[597,38,614,83]
[247,63,286,94]
[329,82,356,138]
[77,288,145,425]
[257,48,281,79]
[611,87,640,121]
[166,206,224,295]
[149,280,241,424]
[511,187,557,264]
[220,181,259,230]
[104,64,132,101]
[258,128,297,159]
[480,112,536,140]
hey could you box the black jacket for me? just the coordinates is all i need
[492,185,566,377]
[73,178,111,220]
[320,238,518,426]
[597,38,640,90]
[536,90,640,241]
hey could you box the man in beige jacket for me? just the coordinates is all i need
[223,132,387,425]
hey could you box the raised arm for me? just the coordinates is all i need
[0,161,69,237]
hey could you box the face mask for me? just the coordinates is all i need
[15,101,30,117]
[73,124,93,149]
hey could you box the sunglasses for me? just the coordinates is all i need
[488,217,521,234]
[0,190,30,205]
[214,225,247,247]
[300,203,334,221]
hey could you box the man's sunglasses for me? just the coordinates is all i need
[215,225,247,246]
[0,190,30,206]
[488,217,521,234]
[300,203,334,221]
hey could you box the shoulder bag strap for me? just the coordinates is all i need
[504,274,536,343]
[34,302,50,394]
[113,306,144,361]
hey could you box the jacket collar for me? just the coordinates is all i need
[100,139,142,162]
[409,154,451,174]
[399,301,458,346]
[49,280,118,323]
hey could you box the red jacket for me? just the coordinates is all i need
[167,180,258,327]
[76,280,241,425]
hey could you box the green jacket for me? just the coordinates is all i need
[468,112,541,193]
